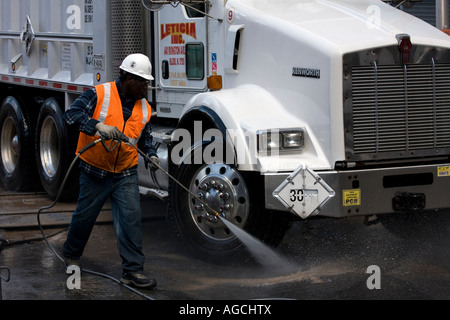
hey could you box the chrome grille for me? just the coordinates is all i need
[350,62,450,160]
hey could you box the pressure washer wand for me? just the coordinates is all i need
[126,142,222,218]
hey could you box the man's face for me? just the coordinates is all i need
[124,75,150,99]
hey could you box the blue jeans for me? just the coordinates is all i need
[63,170,145,273]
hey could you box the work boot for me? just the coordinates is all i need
[64,258,81,272]
[120,272,157,289]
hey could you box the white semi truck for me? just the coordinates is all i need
[1,0,450,259]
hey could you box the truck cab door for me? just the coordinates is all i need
[155,3,208,118]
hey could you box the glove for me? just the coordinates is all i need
[145,156,161,171]
[95,123,128,142]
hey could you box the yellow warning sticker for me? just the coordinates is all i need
[343,189,361,207]
[438,166,450,177]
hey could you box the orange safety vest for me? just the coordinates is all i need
[76,81,151,173]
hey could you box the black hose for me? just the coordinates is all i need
[37,138,155,300]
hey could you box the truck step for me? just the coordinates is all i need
[139,186,169,201]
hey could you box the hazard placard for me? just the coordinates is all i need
[273,164,335,219]
[342,189,361,207]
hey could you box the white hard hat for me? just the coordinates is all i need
[120,53,154,81]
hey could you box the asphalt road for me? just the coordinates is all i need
[1,194,450,306]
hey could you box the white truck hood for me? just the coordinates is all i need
[229,0,450,52]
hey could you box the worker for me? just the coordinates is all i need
[62,53,160,289]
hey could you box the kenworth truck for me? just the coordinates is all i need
[1,0,450,259]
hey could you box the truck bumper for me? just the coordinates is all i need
[264,163,450,218]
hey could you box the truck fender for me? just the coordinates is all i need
[177,84,327,171]
[177,86,271,170]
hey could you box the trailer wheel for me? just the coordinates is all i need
[0,96,36,191]
[170,142,292,263]
[35,98,78,200]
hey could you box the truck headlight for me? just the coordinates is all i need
[257,129,305,153]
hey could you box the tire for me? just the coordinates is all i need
[169,140,292,263]
[35,98,79,201]
[0,96,37,191]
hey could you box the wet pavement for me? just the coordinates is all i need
[1,185,450,308]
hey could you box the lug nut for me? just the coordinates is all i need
[220,192,230,200]
[207,216,218,223]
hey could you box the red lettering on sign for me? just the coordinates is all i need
[161,23,197,42]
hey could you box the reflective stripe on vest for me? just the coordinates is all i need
[98,82,111,124]
[128,99,149,145]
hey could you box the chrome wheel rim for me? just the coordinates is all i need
[39,116,60,179]
[1,116,19,174]
[188,163,249,241]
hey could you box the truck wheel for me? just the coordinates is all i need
[170,160,249,261]
[35,98,78,200]
[0,96,36,191]
[170,144,292,262]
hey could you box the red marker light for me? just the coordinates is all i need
[397,34,412,65]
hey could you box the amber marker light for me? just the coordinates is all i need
[207,75,223,91]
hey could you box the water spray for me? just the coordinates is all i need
[131,143,297,273]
